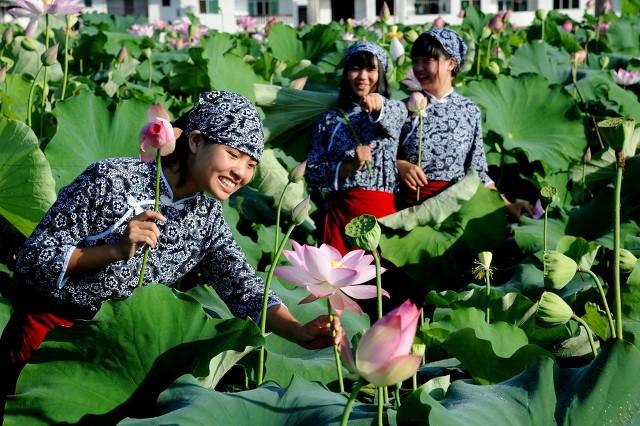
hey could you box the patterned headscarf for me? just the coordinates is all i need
[422,28,467,74]
[185,91,264,162]
[345,41,389,73]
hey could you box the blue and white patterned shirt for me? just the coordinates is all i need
[305,97,408,194]
[15,158,281,319]
[399,90,493,186]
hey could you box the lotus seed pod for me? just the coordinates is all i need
[345,214,381,252]
[620,249,638,273]
[21,37,37,52]
[540,185,557,207]
[289,161,306,183]
[142,47,152,60]
[405,30,419,43]
[41,43,59,67]
[537,291,573,327]
[478,251,493,270]
[598,118,636,152]
[412,342,426,357]
[535,9,548,21]
[543,250,577,290]
[291,196,311,226]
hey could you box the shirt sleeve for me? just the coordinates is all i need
[305,112,345,193]
[195,208,281,322]
[466,106,494,186]
[369,98,408,140]
[15,162,109,291]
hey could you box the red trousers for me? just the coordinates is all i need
[398,180,450,209]
[323,189,396,255]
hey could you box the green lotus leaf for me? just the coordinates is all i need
[254,83,337,161]
[555,235,600,271]
[0,295,13,336]
[221,202,263,267]
[252,149,307,215]
[268,23,306,63]
[575,72,640,122]
[4,285,263,425]
[509,42,571,85]
[606,18,640,55]
[463,74,586,172]
[398,341,640,425]
[622,261,640,321]
[513,210,569,255]
[379,178,506,287]
[0,118,56,236]
[301,24,341,61]
[45,91,151,190]
[120,376,379,425]
[8,36,63,81]
[582,302,612,341]
[1,74,34,122]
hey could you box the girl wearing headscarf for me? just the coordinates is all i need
[305,41,408,254]
[397,28,533,217]
[0,91,339,402]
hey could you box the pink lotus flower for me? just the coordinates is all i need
[129,23,154,38]
[237,15,258,33]
[602,0,612,12]
[531,199,544,219]
[139,104,176,162]
[407,91,428,115]
[458,9,465,18]
[612,68,640,86]
[342,32,356,41]
[562,20,573,32]
[572,50,587,66]
[432,16,445,28]
[340,299,422,387]
[9,0,83,36]
[598,22,609,35]
[153,19,167,30]
[274,241,388,315]
[488,14,505,33]
[401,68,422,92]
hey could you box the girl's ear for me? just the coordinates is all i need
[188,130,201,154]
[447,57,457,73]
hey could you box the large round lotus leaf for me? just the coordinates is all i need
[1,74,34,122]
[464,74,586,172]
[398,341,640,425]
[606,18,640,55]
[8,36,63,81]
[45,91,151,190]
[120,376,379,425]
[268,23,306,63]
[575,72,640,122]
[0,118,56,236]
[509,42,571,85]
[4,285,263,425]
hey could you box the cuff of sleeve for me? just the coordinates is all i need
[368,94,386,123]
[254,301,285,324]
[56,245,76,289]
[334,161,343,190]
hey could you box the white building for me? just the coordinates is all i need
[2,0,602,32]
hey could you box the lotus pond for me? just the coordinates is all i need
[1,4,640,425]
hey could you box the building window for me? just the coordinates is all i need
[84,0,92,6]
[553,0,579,8]
[498,0,529,11]
[199,0,218,13]
[162,0,170,6]
[248,0,279,15]
[415,0,440,14]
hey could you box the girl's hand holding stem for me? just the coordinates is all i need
[397,159,428,191]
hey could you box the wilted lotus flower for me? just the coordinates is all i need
[342,32,356,41]
[340,299,422,387]
[41,43,59,66]
[432,16,445,28]
[407,91,428,115]
[543,250,577,290]
[611,68,640,86]
[401,68,422,92]
[139,104,176,162]
[562,20,573,32]
[291,196,310,226]
[274,241,388,315]
[488,15,504,33]
[536,291,573,327]
[620,249,638,273]
[390,37,405,62]
[129,23,154,38]
[289,161,306,183]
[345,214,381,252]
[472,251,494,280]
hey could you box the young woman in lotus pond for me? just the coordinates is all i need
[397,28,533,217]
[0,91,339,403]
[305,41,408,254]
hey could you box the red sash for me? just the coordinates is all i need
[399,180,450,209]
[323,189,396,255]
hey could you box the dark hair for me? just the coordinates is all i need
[337,50,390,107]
[163,110,193,188]
[411,33,461,76]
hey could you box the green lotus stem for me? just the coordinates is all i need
[61,26,70,100]
[137,149,162,288]
[582,269,616,339]
[377,386,384,426]
[412,373,417,390]
[257,223,295,385]
[485,37,492,66]
[420,308,426,365]
[485,273,491,323]
[335,107,372,174]
[340,379,364,426]
[147,52,153,89]
[372,248,383,320]
[327,299,345,393]
[27,64,44,127]
[394,383,401,408]
[40,14,50,136]
[572,314,598,358]
[613,152,624,340]
[476,41,481,75]
[416,113,424,201]
[273,181,291,262]
[541,18,545,42]
[543,207,548,276]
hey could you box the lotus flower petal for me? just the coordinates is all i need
[341,284,388,300]
[339,333,358,374]
[361,354,423,387]
[274,265,317,285]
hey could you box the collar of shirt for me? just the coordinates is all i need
[423,88,454,104]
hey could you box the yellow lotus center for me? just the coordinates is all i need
[43,0,53,5]
[330,260,342,269]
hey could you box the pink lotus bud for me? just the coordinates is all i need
[342,32,356,41]
[432,16,446,28]
[603,0,612,12]
[41,43,59,67]
[598,22,609,35]
[488,15,505,33]
[289,161,307,182]
[3,26,13,46]
[586,0,594,8]
[289,76,308,90]
[380,1,391,22]
[583,146,592,162]
[291,196,310,225]
[407,91,428,114]
[116,46,128,63]
[502,9,512,24]
[390,37,405,62]
[340,300,422,387]
[0,67,6,84]
[562,20,573,32]
[458,9,465,18]
[139,104,176,162]
[572,50,587,65]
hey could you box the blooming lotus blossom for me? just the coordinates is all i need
[612,68,640,86]
[389,37,405,62]
[139,104,176,162]
[340,299,422,387]
[562,20,573,32]
[342,32,356,41]
[237,15,258,33]
[153,19,167,30]
[274,241,388,315]
[432,16,445,28]
[129,23,154,38]
[401,68,422,92]
[9,0,83,36]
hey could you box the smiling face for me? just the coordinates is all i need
[188,133,257,201]
[347,62,379,98]
[411,55,455,94]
